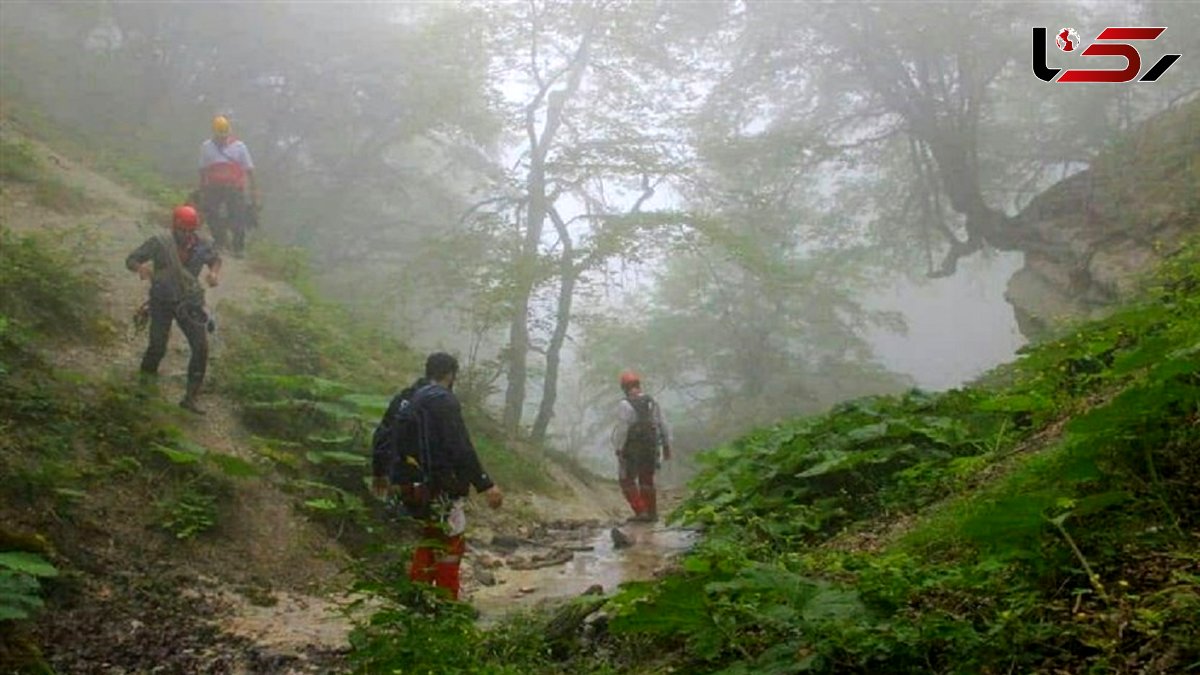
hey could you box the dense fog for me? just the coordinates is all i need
[3,0,1196,475]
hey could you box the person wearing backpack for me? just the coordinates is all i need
[371,352,504,600]
[126,205,221,414]
[612,370,672,522]
[199,115,258,257]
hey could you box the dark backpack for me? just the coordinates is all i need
[624,395,660,456]
[371,384,436,507]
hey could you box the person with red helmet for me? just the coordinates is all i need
[612,370,672,522]
[125,205,222,413]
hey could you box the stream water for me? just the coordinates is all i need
[470,521,697,622]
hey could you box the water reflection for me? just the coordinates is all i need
[471,524,697,622]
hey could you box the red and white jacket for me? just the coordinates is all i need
[199,137,254,189]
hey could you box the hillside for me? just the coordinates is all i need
[554,104,1199,675]
[0,112,631,673]
[336,104,1199,673]
[2,101,1197,675]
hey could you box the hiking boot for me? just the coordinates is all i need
[179,396,206,415]
[179,381,205,415]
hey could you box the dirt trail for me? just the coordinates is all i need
[1,123,352,670]
[1,120,696,670]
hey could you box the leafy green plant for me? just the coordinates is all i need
[33,176,93,212]
[0,551,59,621]
[158,485,218,540]
[0,138,41,183]
[346,548,547,675]
[0,227,106,342]
[590,238,1200,674]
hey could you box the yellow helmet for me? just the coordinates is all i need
[212,115,231,135]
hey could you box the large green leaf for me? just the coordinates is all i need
[207,453,260,478]
[340,393,390,420]
[152,443,204,464]
[306,450,367,466]
[0,552,58,578]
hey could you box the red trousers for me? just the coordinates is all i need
[409,524,466,600]
[618,454,657,518]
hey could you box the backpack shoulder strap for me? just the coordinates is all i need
[155,233,201,299]
[213,137,240,163]
[626,394,650,412]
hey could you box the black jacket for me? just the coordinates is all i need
[373,382,494,498]
[125,233,219,304]
[418,384,494,497]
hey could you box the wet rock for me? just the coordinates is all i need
[476,568,497,587]
[475,550,506,569]
[490,535,524,551]
[508,547,574,570]
[611,527,633,549]
[583,610,610,640]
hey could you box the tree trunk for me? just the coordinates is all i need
[531,211,578,444]
[502,159,546,434]
[501,28,593,436]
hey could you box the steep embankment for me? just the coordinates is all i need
[324,102,1199,675]
[584,107,1200,673]
[0,113,628,673]
[0,117,381,673]
[1006,99,1199,337]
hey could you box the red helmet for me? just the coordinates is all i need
[172,205,200,230]
[619,370,641,391]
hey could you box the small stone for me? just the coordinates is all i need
[518,586,536,594]
[611,527,633,549]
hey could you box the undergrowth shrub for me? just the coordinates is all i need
[216,278,558,543]
[157,482,220,540]
[0,227,107,342]
[0,138,41,182]
[32,177,93,213]
[602,239,1200,674]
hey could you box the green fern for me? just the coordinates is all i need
[0,551,59,622]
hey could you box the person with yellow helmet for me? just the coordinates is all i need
[612,370,673,522]
[199,115,259,257]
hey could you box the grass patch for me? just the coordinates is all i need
[93,149,186,208]
[0,230,262,666]
[0,227,109,344]
[3,103,186,209]
[32,176,93,213]
[0,137,95,212]
[247,240,317,299]
[472,433,557,497]
[0,138,41,183]
[592,237,1200,674]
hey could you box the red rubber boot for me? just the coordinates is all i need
[432,535,466,600]
[409,546,435,584]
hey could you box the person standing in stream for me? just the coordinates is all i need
[198,115,258,257]
[126,205,221,414]
[612,370,672,522]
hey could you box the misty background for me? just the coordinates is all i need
[2,0,1195,478]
